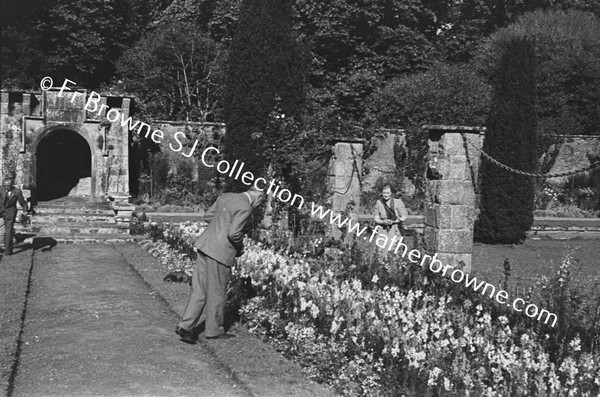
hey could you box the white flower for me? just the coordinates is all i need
[569,338,581,352]
[371,274,379,284]
[310,304,320,319]
[444,377,452,391]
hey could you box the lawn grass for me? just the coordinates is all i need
[472,239,600,291]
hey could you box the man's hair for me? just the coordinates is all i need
[3,177,13,184]
[382,184,393,192]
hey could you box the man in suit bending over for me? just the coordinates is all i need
[176,185,265,343]
[0,177,28,256]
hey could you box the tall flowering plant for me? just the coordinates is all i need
[142,222,600,396]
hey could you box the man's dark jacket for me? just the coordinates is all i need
[0,186,27,219]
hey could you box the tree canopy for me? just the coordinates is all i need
[478,9,600,136]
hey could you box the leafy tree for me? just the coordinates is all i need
[478,9,600,136]
[365,62,490,199]
[367,62,490,128]
[293,0,448,124]
[116,20,227,122]
[474,36,537,244]
[1,0,46,88]
[1,0,169,89]
[223,0,305,190]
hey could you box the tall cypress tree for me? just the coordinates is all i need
[474,36,537,244]
[223,0,304,191]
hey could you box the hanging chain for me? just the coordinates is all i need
[461,134,480,195]
[462,133,600,178]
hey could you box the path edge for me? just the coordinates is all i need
[114,243,336,397]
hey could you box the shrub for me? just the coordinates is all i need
[475,36,538,244]
[223,0,304,191]
[477,9,600,137]
[366,63,490,202]
[142,221,600,396]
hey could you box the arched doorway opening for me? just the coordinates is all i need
[35,129,92,201]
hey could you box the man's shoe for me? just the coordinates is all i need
[206,333,236,340]
[175,326,197,344]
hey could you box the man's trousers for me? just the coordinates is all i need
[3,216,15,254]
[178,250,231,338]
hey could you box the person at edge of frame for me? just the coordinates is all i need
[175,184,265,344]
[373,184,408,262]
[0,177,29,256]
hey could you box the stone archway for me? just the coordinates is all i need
[34,128,93,201]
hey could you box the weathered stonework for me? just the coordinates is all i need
[423,126,484,272]
[0,89,130,202]
[327,139,364,239]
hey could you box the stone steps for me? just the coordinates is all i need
[18,222,129,235]
[18,233,143,244]
[15,198,132,239]
[32,207,116,215]
[28,213,116,224]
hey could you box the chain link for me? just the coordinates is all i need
[462,133,600,178]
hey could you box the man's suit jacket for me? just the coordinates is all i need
[0,186,27,220]
[195,192,253,267]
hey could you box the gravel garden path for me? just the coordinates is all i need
[7,244,249,397]
[1,243,332,397]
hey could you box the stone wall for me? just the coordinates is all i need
[362,131,405,193]
[148,121,225,182]
[0,89,130,200]
[546,136,600,185]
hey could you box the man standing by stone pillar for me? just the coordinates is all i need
[0,177,28,255]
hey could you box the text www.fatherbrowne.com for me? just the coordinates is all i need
[309,204,557,327]
[42,77,558,328]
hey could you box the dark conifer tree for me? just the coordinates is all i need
[474,36,538,244]
[223,0,304,191]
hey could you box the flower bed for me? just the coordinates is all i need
[140,221,600,396]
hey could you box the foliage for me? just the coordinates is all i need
[536,162,600,216]
[293,0,445,124]
[129,211,148,235]
[366,62,490,129]
[116,19,227,122]
[477,9,600,137]
[1,0,170,89]
[142,221,600,396]
[533,250,600,363]
[0,119,18,179]
[223,0,305,190]
[366,63,490,204]
[475,36,538,244]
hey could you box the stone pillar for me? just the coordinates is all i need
[423,126,483,273]
[327,139,363,239]
[22,94,31,116]
[1,91,9,115]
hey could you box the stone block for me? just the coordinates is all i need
[447,156,469,180]
[434,180,475,205]
[425,204,452,229]
[423,202,435,227]
[439,133,467,157]
[437,229,473,253]
[422,226,438,253]
[1,92,9,115]
[451,205,475,229]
